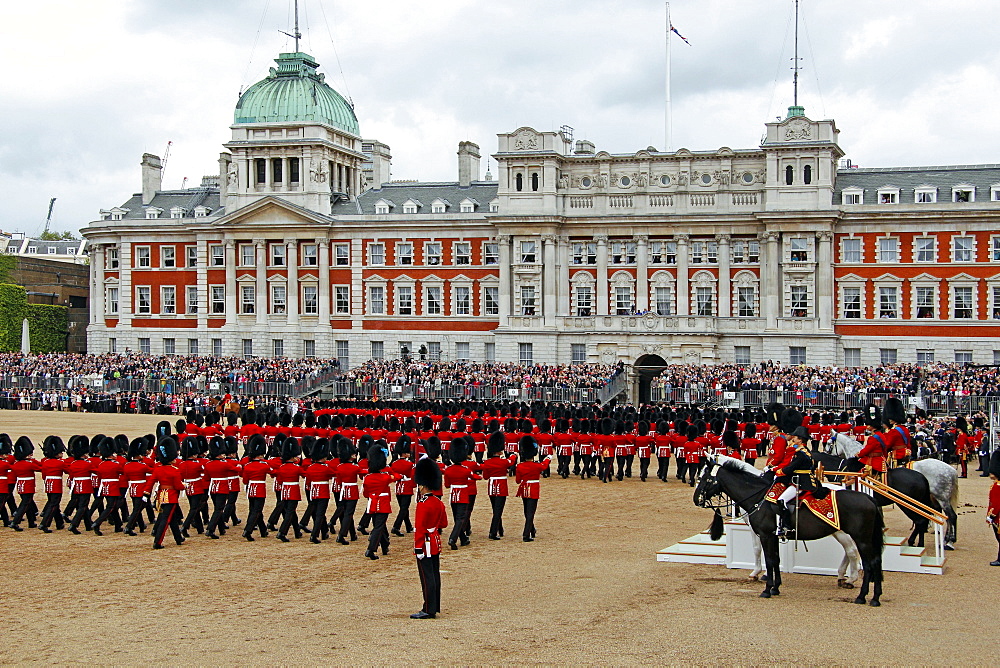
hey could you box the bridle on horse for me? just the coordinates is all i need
[696,462,770,521]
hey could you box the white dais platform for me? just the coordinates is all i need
[658,517,945,575]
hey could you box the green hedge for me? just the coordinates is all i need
[0,283,68,352]
[27,304,69,353]
[0,255,16,285]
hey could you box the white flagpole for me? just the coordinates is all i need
[665,2,671,151]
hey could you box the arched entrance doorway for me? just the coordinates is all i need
[634,354,668,404]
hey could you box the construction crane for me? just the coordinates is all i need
[43,197,56,236]
[161,140,173,182]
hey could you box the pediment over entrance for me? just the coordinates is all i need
[212,196,334,229]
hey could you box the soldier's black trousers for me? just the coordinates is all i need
[278,499,301,538]
[11,493,38,527]
[93,494,124,531]
[244,496,268,538]
[367,512,390,554]
[67,492,94,530]
[449,502,469,545]
[416,553,441,615]
[392,494,413,533]
[656,455,670,480]
[521,497,538,540]
[39,492,64,530]
[337,499,358,541]
[205,492,229,535]
[124,496,150,533]
[309,497,330,540]
[182,493,207,533]
[152,502,184,547]
[488,495,506,538]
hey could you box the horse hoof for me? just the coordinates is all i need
[842,582,855,589]
[759,591,771,599]
[853,597,866,605]
[770,588,780,596]
[747,575,760,582]
[869,599,881,607]
[944,544,955,551]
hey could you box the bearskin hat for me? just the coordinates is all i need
[519,435,537,461]
[722,430,740,451]
[42,435,64,459]
[114,434,129,456]
[421,415,434,431]
[127,438,146,460]
[686,425,700,442]
[68,434,89,459]
[424,436,442,460]
[281,437,302,462]
[487,431,506,456]
[208,437,227,459]
[367,444,387,473]
[414,456,442,492]
[453,418,466,434]
[765,403,785,427]
[778,407,803,434]
[394,435,412,456]
[94,436,115,459]
[744,423,757,439]
[866,405,883,430]
[311,439,329,462]
[637,420,650,436]
[175,419,187,435]
[194,414,205,428]
[882,397,906,426]
[956,415,969,435]
[655,420,669,436]
[180,436,199,459]
[244,434,267,460]
[439,416,451,433]
[301,435,316,460]
[337,437,356,463]
[449,437,468,463]
[973,416,985,429]
[155,436,179,465]
[0,433,11,456]
[292,412,304,428]
[471,418,484,433]
[989,449,1000,478]
[156,420,171,437]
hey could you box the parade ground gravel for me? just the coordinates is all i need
[1,411,997,665]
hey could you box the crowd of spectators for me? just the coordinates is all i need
[650,361,1000,396]
[0,353,339,386]
[342,360,625,389]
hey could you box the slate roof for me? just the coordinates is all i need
[834,165,1000,204]
[342,181,499,215]
[22,239,83,253]
[117,188,222,219]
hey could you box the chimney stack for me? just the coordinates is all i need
[457,141,481,187]
[141,153,162,205]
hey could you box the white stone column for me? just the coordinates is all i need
[557,235,570,316]
[224,240,237,326]
[287,240,299,326]
[675,234,689,316]
[717,234,731,318]
[817,230,834,330]
[635,234,648,312]
[596,234,609,316]
[318,238,331,322]
[196,239,208,329]
[762,231,780,329]
[119,242,132,328]
[92,245,105,325]
[497,235,511,320]
[542,234,557,326]
[255,239,267,326]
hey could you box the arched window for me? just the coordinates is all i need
[785,165,794,186]
[531,172,539,191]
[515,173,523,192]
[803,164,812,185]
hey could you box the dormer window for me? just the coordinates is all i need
[194,206,210,218]
[431,199,449,214]
[402,199,421,214]
[145,207,163,220]
[915,187,937,203]
[170,207,186,219]
[841,188,863,205]
[459,198,478,213]
[374,199,394,215]
[109,207,129,221]
[953,185,975,202]
[877,188,899,204]
[991,184,1000,201]
[489,199,500,212]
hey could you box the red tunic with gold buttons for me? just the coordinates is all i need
[143,464,183,504]
[41,457,68,493]
[481,455,517,496]
[414,493,448,556]
[515,459,551,499]
[241,460,272,498]
[96,459,124,496]
[335,462,361,501]
[272,462,304,501]
[12,459,42,494]
[362,471,400,514]
[303,462,334,500]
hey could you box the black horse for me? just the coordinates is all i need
[694,456,885,606]
[811,448,937,548]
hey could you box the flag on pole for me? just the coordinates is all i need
[670,24,691,46]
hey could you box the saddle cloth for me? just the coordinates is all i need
[800,490,840,530]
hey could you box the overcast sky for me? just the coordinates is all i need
[2,0,998,236]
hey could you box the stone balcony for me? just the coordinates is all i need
[562,191,763,217]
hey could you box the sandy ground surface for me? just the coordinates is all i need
[1,411,998,665]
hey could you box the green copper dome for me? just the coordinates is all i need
[234,52,359,136]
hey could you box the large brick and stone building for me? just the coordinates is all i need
[82,50,1000,386]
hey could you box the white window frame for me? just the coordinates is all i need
[302,285,319,315]
[136,286,151,315]
[185,245,198,268]
[576,284,594,317]
[210,285,225,314]
[876,188,899,204]
[453,242,471,265]
[334,243,350,266]
[915,187,937,203]
[453,285,471,316]
[270,243,286,267]
[301,244,318,267]
[991,185,1000,202]
[334,285,350,315]
[425,285,443,315]
[483,242,499,265]
[270,284,287,314]
[877,237,899,263]
[396,284,414,315]
[209,245,224,267]
[952,235,976,263]
[950,283,976,320]
[106,287,119,315]
[240,284,256,314]
[952,185,975,203]
[424,242,442,266]
[841,237,862,263]
[108,247,119,269]
[368,242,385,266]
[396,242,413,266]
[913,284,937,319]
[239,244,255,267]
[520,240,536,264]
[160,246,175,268]
[483,286,499,316]
[519,285,537,316]
[136,246,151,268]
[368,284,386,315]
[878,285,900,319]
[913,236,936,263]
[840,284,863,320]
[186,286,198,314]
[880,348,898,365]
[841,188,863,205]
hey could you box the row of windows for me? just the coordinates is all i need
[374,198,490,214]
[569,239,763,266]
[117,336,337,363]
[367,285,495,317]
[842,185,1000,205]
[120,284,352,317]
[840,235,1000,263]
[840,284,1000,320]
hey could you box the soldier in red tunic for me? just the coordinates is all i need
[854,406,888,477]
[0,434,13,527]
[122,438,153,535]
[482,430,517,540]
[204,438,236,539]
[178,437,207,536]
[92,437,125,535]
[443,438,480,550]
[362,443,399,559]
[986,449,1000,566]
[515,435,551,542]
[636,420,653,481]
[303,439,335,543]
[240,435,271,541]
[954,416,972,478]
[881,397,911,467]
[38,436,68,533]
[66,436,96,534]
[9,437,41,531]
[411,456,448,619]
[273,437,305,542]
[334,439,361,544]
[143,437,185,549]
[653,420,672,482]
[390,436,416,536]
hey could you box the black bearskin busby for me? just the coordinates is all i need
[181,436,200,460]
[778,407,803,434]
[956,415,969,435]
[450,437,468,463]
[14,436,35,460]
[866,405,883,430]
[127,438,146,460]
[367,444,387,473]
[424,436,442,461]
[518,435,537,461]
[764,403,785,427]
[414,456,442,492]
[989,448,1000,478]
[487,431,506,456]
[156,420,171,438]
[394,435,412,456]
[155,436,179,465]
[245,434,267,460]
[42,435,64,459]
[281,437,302,462]
[722,430,740,451]
[882,397,906,426]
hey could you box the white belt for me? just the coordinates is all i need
[248,479,266,484]
[342,482,357,486]
[451,484,467,489]
[376,492,389,496]
[183,478,199,483]
[489,476,505,481]
[524,480,539,484]
[16,477,33,481]
[281,481,298,486]
[72,476,89,481]
[100,478,118,482]
[45,476,61,480]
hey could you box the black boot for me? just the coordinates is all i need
[775,501,795,540]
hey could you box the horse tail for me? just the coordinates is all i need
[871,502,885,582]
